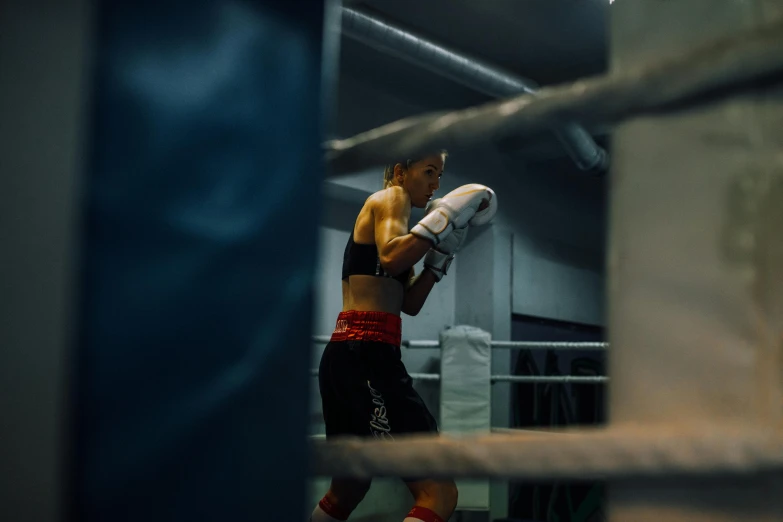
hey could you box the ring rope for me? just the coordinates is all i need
[311,428,567,440]
[308,369,439,381]
[492,375,608,384]
[324,17,783,175]
[311,336,607,350]
[309,369,606,384]
[491,341,608,350]
[310,335,439,348]
[312,425,783,479]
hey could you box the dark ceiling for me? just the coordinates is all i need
[334,0,611,159]
[359,0,609,87]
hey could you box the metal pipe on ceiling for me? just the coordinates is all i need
[341,7,608,172]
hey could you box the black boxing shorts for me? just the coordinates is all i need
[318,310,438,440]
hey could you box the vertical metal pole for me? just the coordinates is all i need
[454,224,513,520]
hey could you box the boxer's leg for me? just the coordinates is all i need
[403,480,459,522]
[395,386,458,522]
[372,351,458,521]
[313,339,373,520]
[310,479,372,522]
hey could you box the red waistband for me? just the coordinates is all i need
[330,310,402,346]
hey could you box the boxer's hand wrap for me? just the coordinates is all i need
[411,184,496,245]
[423,249,453,282]
[423,221,468,282]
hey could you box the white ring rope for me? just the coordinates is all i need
[311,336,607,350]
[308,369,440,381]
[311,335,440,348]
[491,340,608,350]
[492,375,608,384]
[309,369,606,384]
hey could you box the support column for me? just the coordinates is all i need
[454,224,512,519]
[608,1,783,520]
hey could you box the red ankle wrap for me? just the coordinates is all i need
[318,497,350,521]
[407,506,445,522]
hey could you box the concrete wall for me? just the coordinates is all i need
[512,237,605,326]
[495,151,607,328]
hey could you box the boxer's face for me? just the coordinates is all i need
[397,154,444,208]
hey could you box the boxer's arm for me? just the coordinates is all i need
[374,189,432,276]
[401,268,437,316]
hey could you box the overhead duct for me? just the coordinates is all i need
[341,7,608,172]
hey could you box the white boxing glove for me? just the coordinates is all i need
[410,184,496,245]
[423,226,468,282]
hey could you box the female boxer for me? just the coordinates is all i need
[311,151,496,522]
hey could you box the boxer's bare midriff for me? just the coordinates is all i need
[341,276,404,315]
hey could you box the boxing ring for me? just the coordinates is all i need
[311,4,783,522]
[3,1,783,521]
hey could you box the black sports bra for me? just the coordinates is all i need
[342,232,409,286]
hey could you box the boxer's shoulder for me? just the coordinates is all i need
[368,186,410,217]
